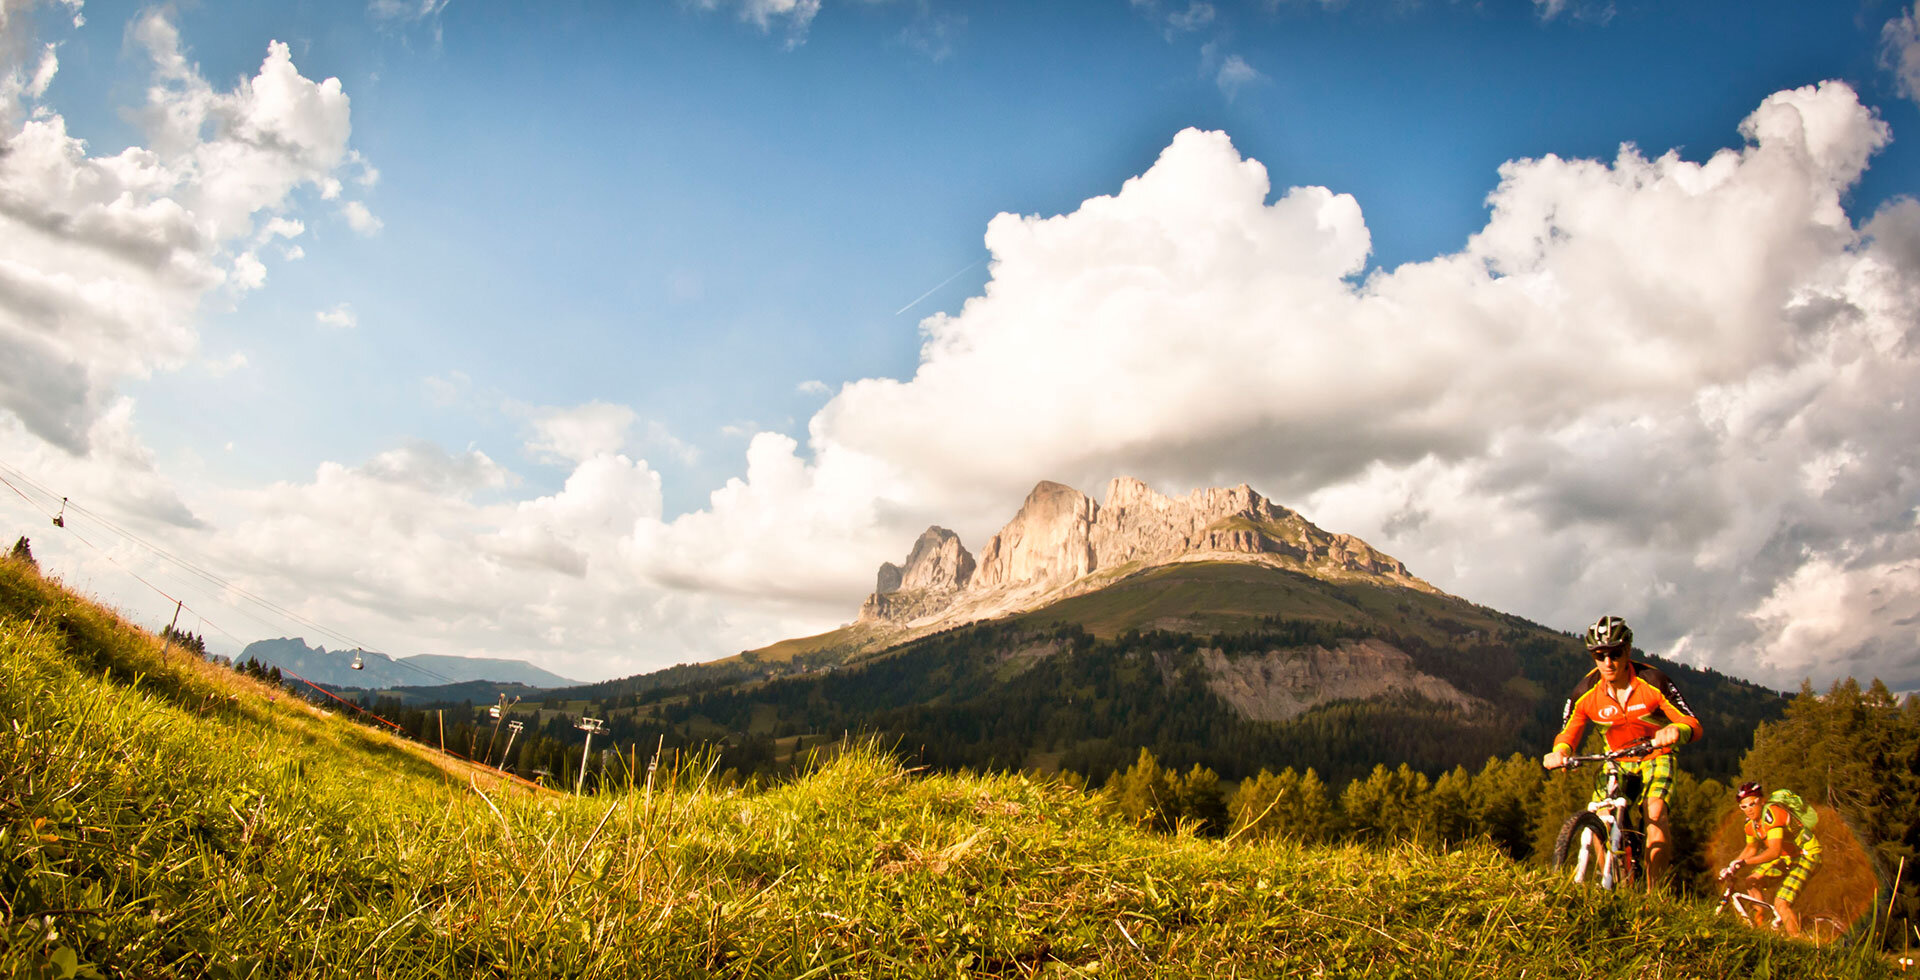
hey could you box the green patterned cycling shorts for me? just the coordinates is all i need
[1588,752,1675,805]
[1758,850,1820,905]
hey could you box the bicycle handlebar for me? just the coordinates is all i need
[1552,738,1657,770]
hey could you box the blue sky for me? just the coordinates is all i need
[3,0,1919,688]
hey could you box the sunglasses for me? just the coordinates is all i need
[1591,646,1629,661]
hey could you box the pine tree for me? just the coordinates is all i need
[1228,768,1290,840]
[1429,765,1475,844]
[1529,765,1597,861]
[1173,763,1227,836]
[1107,747,1177,831]
[1341,763,1432,842]
[1286,767,1337,843]
[1470,753,1543,859]
[1663,770,1732,890]
[8,536,33,567]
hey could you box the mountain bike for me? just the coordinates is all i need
[1714,875,1850,942]
[1549,738,1655,890]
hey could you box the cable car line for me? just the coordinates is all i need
[0,468,59,522]
[3,460,570,794]
[1,460,392,659]
[0,457,458,685]
[0,458,458,684]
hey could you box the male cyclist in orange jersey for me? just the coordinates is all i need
[1542,614,1703,889]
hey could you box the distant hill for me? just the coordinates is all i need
[239,637,577,689]
[330,680,551,706]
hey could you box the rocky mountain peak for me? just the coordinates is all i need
[862,526,977,624]
[889,526,975,593]
[856,476,1433,630]
[971,482,1098,591]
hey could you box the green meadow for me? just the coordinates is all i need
[0,556,1894,978]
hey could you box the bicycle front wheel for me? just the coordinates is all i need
[1552,811,1611,885]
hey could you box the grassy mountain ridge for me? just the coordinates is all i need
[0,554,1892,978]
[563,561,1786,787]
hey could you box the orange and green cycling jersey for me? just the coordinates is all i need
[1552,660,1702,758]
[1744,801,1822,870]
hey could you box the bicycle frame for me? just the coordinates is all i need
[1556,739,1654,890]
[1716,884,1782,930]
[1714,871,1847,940]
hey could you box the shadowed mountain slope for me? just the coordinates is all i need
[553,478,1786,788]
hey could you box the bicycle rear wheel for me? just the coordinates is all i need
[1803,916,1840,943]
[1552,812,1611,885]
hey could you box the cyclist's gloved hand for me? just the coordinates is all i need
[1541,750,1568,770]
[1720,859,1742,881]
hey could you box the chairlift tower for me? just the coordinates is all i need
[483,693,520,768]
[500,720,524,773]
[574,717,606,794]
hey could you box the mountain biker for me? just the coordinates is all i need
[1541,614,1702,889]
[1722,781,1822,938]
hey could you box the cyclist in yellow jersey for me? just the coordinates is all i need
[1722,781,1822,938]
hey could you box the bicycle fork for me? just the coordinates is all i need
[1590,795,1630,890]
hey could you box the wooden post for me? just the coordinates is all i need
[1885,855,1907,948]
[158,600,182,664]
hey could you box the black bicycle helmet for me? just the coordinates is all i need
[1736,781,1764,801]
[1585,614,1633,650]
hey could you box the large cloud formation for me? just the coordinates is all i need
[3,4,1915,689]
[0,6,370,462]
[642,81,1920,690]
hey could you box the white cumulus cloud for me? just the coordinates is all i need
[1885,3,1920,107]
[693,0,822,47]
[0,9,365,454]
[6,12,1915,692]
[631,81,1920,691]
[341,200,383,235]
[368,0,450,24]
[1216,54,1261,100]
[524,401,638,465]
[315,304,357,329]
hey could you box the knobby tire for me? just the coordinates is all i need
[1552,811,1641,889]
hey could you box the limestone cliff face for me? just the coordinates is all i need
[859,526,974,623]
[897,526,976,592]
[1195,639,1482,723]
[970,481,1097,591]
[856,476,1433,628]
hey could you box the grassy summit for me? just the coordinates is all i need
[0,556,1891,978]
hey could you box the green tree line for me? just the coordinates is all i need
[1102,678,1920,947]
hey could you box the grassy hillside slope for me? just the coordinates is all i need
[1009,561,1468,638]
[0,556,1890,978]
